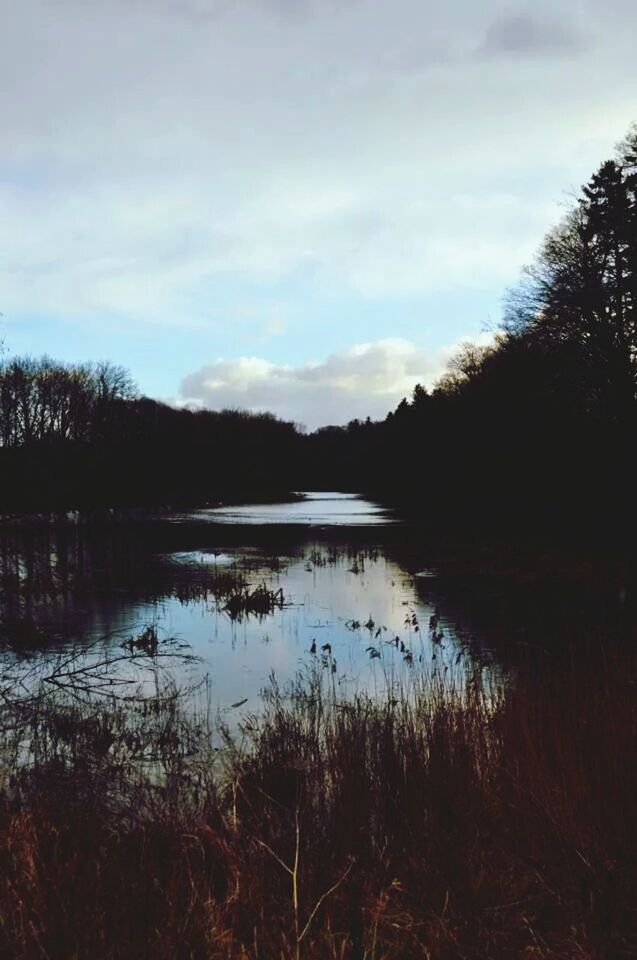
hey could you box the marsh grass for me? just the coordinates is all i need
[222,582,286,620]
[168,561,287,621]
[0,635,635,959]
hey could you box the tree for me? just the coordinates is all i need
[434,341,496,396]
[504,151,637,422]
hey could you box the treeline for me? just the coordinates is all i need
[305,126,637,535]
[0,358,135,446]
[0,358,299,511]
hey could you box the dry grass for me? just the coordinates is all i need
[0,638,635,959]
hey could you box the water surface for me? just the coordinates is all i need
[183,491,395,527]
[4,491,622,714]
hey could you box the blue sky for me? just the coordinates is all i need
[2,0,637,427]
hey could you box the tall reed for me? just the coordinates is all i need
[0,636,635,958]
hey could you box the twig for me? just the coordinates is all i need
[297,860,354,945]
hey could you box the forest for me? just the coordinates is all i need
[307,127,637,535]
[1,128,637,536]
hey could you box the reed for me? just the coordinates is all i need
[0,634,635,959]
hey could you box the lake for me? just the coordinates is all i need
[0,491,629,714]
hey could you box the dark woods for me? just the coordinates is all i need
[0,358,299,510]
[2,128,637,534]
[308,127,637,536]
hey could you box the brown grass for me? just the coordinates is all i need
[0,640,635,959]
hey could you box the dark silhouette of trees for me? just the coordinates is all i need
[0,357,300,511]
[505,129,637,423]
[0,357,136,447]
[300,126,637,537]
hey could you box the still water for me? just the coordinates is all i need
[182,491,393,527]
[5,490,614,713]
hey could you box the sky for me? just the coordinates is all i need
[1,0,636,429]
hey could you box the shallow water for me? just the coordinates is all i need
[143,542,466,712]
[0,492,486,714]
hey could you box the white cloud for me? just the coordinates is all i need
[0,1,635,328]
[180,336,490,428]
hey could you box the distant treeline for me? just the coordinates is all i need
[306,126,637,535]
[2,127,637,531]
[0,357,299,510]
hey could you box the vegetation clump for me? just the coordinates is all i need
[222,582,286,620]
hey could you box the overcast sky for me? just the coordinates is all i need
[2,0,636,428]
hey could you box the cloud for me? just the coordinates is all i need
[0,0,635,333]
[480,13,583,58]
[91,0,353,23]
[179,337,482,428]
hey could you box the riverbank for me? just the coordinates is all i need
[1,635,635,960]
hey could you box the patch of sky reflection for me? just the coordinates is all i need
[179,491,397,526]
[0,495,493,723]
[80,544,478,719]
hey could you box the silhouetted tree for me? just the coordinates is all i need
[505,149,637,422]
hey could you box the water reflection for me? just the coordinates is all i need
[2,492,630,715]
[180,491,396,526]
[0,495,468,711]
[147,544,467,710]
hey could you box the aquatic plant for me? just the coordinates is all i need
[223,582,286,620]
